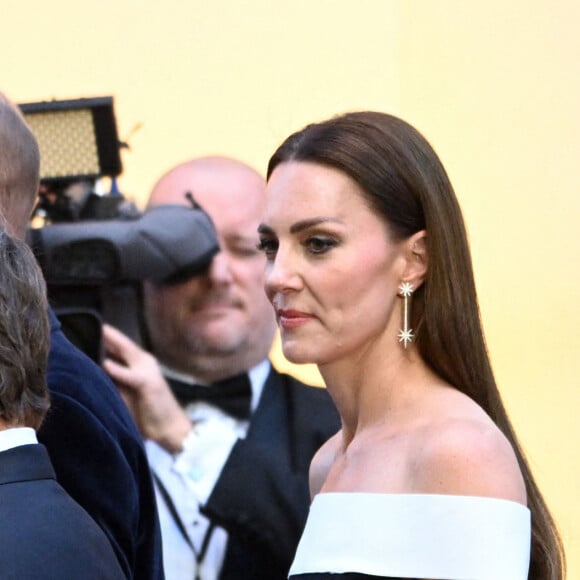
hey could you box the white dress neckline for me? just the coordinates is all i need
[289,492,531,579]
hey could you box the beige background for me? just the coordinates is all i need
[2,0,578,575]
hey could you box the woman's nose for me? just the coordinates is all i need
[264,252,302,296]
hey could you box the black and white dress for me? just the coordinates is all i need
[288,493,531,580]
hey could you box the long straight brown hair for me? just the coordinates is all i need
[267,111,564,580]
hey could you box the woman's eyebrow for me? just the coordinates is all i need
[289,217,342,234]
[258,217,343,236]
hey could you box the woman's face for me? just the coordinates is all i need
[259,161,408,366]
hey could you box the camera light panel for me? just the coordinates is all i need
[25,108,100,180]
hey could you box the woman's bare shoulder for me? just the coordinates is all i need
[410,413,527,504]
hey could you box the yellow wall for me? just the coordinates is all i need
[2,0,578,575]
[399,4,580,576]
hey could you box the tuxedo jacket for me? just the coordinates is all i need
[200,366,341,580]
[37,310,164,579]
[0,443,125,579]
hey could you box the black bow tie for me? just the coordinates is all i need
[167,373,252,421]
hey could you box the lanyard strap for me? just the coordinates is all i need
[152,470,217,580]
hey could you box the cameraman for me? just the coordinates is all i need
[0,92,164,579]
[102,156,340,580]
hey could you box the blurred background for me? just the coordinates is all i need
[2,0,579,575]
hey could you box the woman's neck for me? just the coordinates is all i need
[319,343,436,449]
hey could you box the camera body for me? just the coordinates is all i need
[29,202,220,361]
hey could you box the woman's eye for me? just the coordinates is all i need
[256,238,278,258]
[306,236,338,255]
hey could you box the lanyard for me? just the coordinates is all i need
[153,470,217,580]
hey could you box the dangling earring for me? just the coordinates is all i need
[397,282,414,349]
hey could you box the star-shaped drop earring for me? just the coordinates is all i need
[397,282,414,349]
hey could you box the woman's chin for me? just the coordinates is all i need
[281,344,317,366]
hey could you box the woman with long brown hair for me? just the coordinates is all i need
[258,111,564,579]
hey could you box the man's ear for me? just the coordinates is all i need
[401,230,428,290]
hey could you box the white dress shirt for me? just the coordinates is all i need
[147,360,270,580]
[0,426,37,452]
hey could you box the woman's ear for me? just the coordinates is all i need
[401,230,428,290]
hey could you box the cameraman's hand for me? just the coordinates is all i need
[101,323,192,453]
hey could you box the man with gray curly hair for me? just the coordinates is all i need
[0,229,125,578]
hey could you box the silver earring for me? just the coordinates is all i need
[397,282,414,349]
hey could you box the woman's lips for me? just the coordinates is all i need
[277,309,315,330]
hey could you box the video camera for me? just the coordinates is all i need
[21,97,220,361]
[27,203,219,361]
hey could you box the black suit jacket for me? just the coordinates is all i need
[201,367,341,580]
[0,443,125,579]
[37,310,164,579]
[290,575,408,579]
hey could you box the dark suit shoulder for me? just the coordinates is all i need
[0,445,126,579]
[39,309,163,580]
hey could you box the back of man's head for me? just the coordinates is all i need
[0,229,50,430]
[0,93,40,239]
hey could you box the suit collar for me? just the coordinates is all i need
[0,443,56,485]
